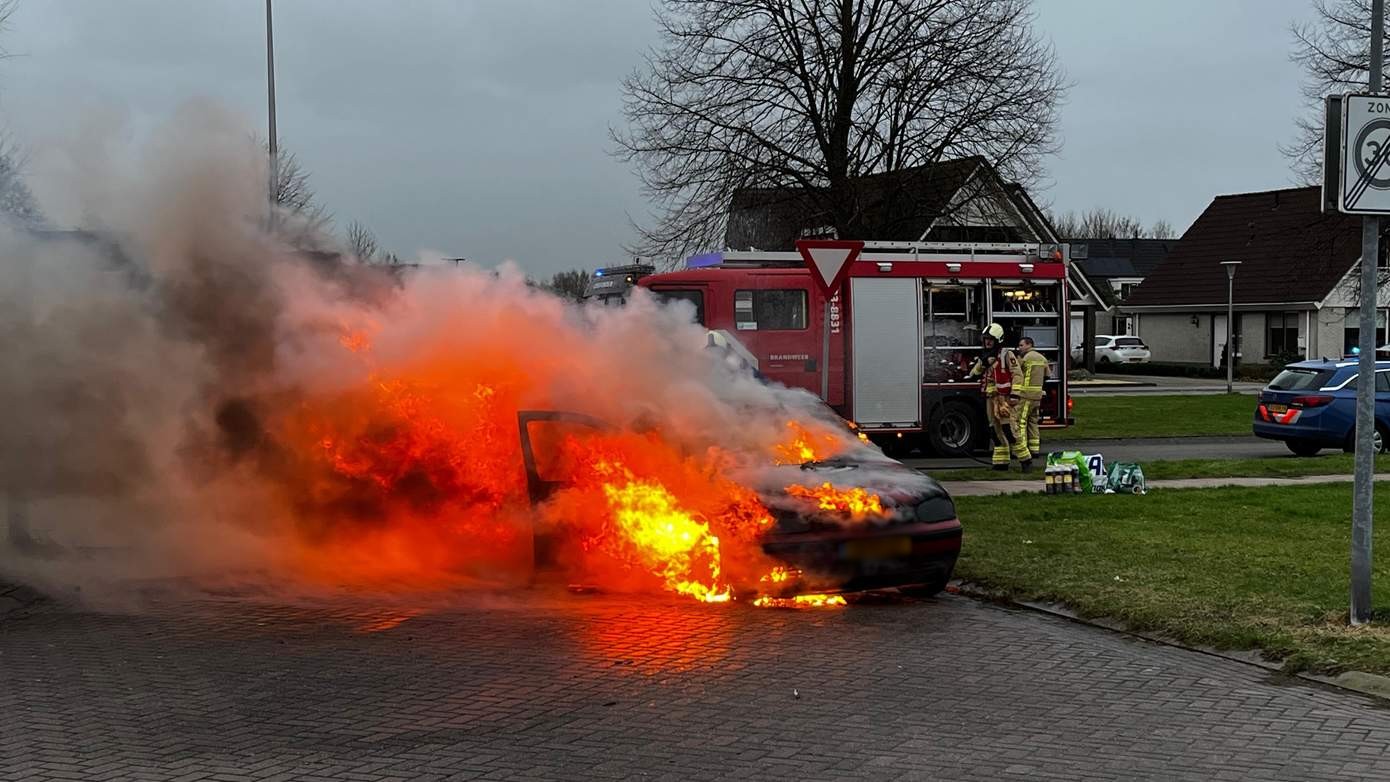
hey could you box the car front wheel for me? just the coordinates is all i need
[898,577,950,598]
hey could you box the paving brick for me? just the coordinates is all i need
[3,593,1390,780]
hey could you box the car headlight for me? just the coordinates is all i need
[915,496,956,524]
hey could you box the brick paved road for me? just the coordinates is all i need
[3,591,1390,781]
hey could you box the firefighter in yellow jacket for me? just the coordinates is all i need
[969,323,1032,471]
[1011,336,1049,457]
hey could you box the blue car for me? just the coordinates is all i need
[1253,359,1390,456]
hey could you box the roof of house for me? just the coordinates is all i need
[1072,238,1175,279]
[724,157,997,250]
[1123,186,1362,309]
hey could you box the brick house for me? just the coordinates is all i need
[1122,186,1388,367]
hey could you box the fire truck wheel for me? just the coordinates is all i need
[927,400,978,456]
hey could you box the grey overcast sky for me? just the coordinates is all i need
[1,0,1316,276]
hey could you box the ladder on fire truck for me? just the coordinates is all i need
[717,241,1069,266]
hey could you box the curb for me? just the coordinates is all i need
[949,580,1390,705]
[940,473,1390,497]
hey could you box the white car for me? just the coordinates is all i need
[1071,335,1151,365]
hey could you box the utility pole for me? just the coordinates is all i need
[1351,0,1383,626]
[265,0,278,219]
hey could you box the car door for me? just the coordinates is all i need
[1376,371,1390,432]
[1095,336,1114,362]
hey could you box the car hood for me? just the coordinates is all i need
[749,454,953,531]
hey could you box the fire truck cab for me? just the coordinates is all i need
[631,241,1074,456]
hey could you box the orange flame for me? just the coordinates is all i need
[272,318,807,602]
[752,593,848,609]
[773,421,842,464]
[784,482,885,517]
[597,466,731,603]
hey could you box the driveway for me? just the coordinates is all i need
[3,591,1389,780]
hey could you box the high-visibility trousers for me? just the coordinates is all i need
[1013,397,1041,456]
[987,396,1030,465]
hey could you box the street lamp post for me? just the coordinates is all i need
[1221,261,1241,394]
[265,0,277,213]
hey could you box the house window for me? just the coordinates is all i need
[734,289,808,331]
[1118,283,1137,300]
[1342,309,1388,355]
[1266,312,1301,356]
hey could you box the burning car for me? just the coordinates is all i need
[756,455,962,598]
[518,410,962,602]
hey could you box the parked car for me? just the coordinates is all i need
[1070,335,1151,365]
[1252,358,1390,456]
[518,410,962,598]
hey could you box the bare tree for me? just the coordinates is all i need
[345,220,379,263]
[1148,219,1176,240]
[615,0,1067,261]
[1049,207,1152,239]
[0,3,42,227]
[544,269,591,301]
[0,133,42,226]
[269,145,331,230]
[1286,0,1384,183]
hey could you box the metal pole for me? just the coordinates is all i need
[1351,0,1383,626]
[821,298,831,400]
[1225,274,1234,394]
[265,0,278,215]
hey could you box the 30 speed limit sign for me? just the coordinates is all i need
[1336,94,1390,214]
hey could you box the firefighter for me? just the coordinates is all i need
[1012,336,1049,457]
[969,323,1032,471]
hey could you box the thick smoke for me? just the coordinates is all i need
[0,105,867,605]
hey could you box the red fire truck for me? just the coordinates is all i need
[622,241,1074,456]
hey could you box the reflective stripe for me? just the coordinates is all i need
[1017,351,1048,394]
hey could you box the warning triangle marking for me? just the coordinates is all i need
[796,240,863,296]
[807,246,853,285]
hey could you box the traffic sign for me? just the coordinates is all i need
[1338,94,1390,214]
[795,239,863,297]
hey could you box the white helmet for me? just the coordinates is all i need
[984,322,1005,340]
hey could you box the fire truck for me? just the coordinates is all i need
[610,241,1074,457]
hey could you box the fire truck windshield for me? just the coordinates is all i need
[650,289,705,325]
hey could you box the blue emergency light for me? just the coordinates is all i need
[684,252,723,268]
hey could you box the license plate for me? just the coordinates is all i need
[1128,358,1143,362]
[843,536,912,560]
[1268,404,1288,414]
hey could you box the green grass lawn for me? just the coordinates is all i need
[955,484,1390,675]
[929,453,1390,483]
[1064,394,1256,440]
